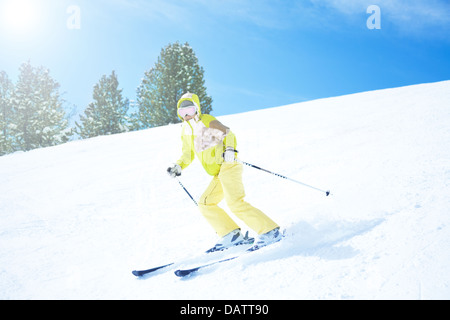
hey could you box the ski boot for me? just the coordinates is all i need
[249,227,283,251]
[206,229,254,253]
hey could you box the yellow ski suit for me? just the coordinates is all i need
[176,93,279,237]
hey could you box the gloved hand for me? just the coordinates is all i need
[167,164,182,178]
[223,147,237,163]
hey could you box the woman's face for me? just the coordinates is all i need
[183,114,195,121]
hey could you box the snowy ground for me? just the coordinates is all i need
[1,81,449,299]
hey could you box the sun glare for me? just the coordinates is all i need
[2,0,40,36]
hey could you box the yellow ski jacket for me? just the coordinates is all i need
[176,93,237,176]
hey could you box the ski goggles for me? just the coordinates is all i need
[178,106,197,118]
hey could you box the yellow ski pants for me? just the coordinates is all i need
[198,162,279,237]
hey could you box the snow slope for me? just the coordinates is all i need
[1,81,449,299]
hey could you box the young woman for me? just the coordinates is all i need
[167,92,282,251]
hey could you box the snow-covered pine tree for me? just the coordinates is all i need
[0,71,15,156]
[76,71,130,139]
[10,62,73,152]
[135,41,212,128]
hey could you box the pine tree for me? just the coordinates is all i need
[10,62,73,152]
[0,71,14,155]
[76,71,130,139]
[135,41,212,128]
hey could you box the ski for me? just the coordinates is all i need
[132,248,246,278]
[174,255,242,277]
[132,233,255,277]
[132,263,174,277]
[174,229,286,277]
[174,244,271,277]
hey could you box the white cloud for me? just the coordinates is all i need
[104,0,188,23]
[198,0,450,37]
[104,0,450,39]
[188,0,296,29]
[312,0,450,36]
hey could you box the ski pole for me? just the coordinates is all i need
[239,160,331,196]
[176,177,198,206]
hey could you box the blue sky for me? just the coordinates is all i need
[1,0,449,117]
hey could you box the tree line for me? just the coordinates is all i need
[0,42,212,156]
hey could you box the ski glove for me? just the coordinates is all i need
[223,147,238,163]
[167,164,182,178]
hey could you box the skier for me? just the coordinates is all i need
[167,92,282,252]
